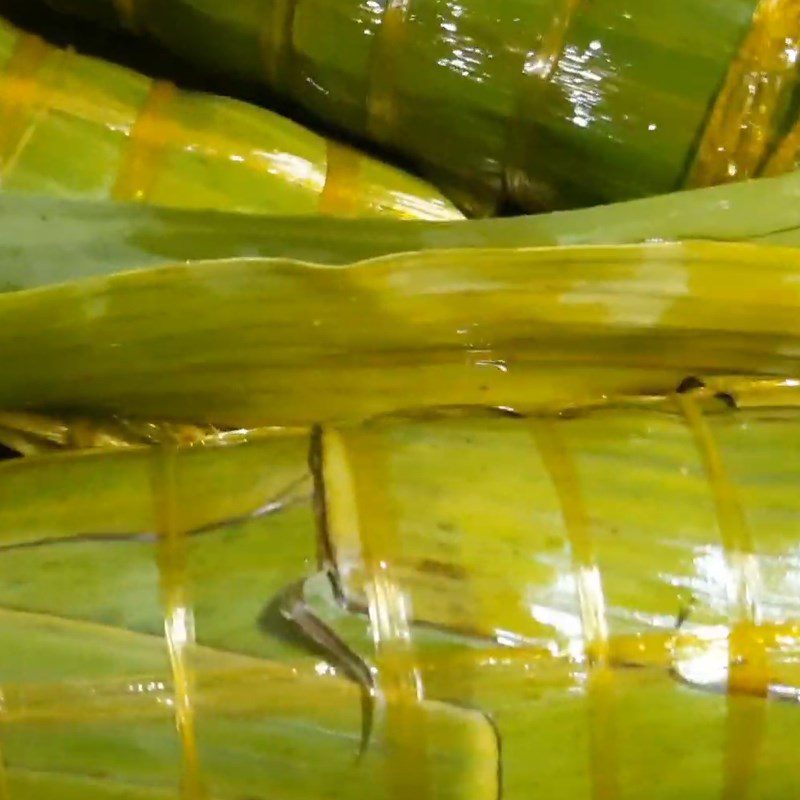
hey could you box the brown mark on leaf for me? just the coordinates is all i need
[417,558,467,581]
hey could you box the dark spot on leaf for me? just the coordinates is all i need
[677,376,705,394]
[417,558,466,581]
[715,391,738,410]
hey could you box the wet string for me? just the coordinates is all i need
[260,0,298,90]
[115,77,345,209]
[334,427,430,800]
[0,32,65,184]
[520,0,583,85]
[505,0,583,209]
[366,0,411,146]
[113,0,140,31]
[318,140,362,216]
[761,80,800,174]
[113,80,177,204]
[0,705,9,799]
[151,446,206,800]
[676,392,767,800]
[531,418,619,800]
[686,0,800,187]
[120,56,359,213]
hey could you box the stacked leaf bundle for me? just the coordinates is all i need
[0,16,461,218]
[3,221,800,797]
[4,2,800,799]
[37,0,800,213]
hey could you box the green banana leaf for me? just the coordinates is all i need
[7,169,800,293]
[0,432,497,800]
[3,386,800,798]
[0,17,461,220]
[1,240,800,427]
[35,0,796,213]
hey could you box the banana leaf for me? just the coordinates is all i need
[9,169,800,291]
[309,390,800,798]
[0,432,497,799]
[3,384,800,798]
[35,0,800,213]
[0,17,461,220]
[2,240,800,427]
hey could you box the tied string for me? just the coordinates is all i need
[761,51,800,173]
[505,0,583,210]
[366,0,411,146]
[762,118,800,173]
[115,75,358,213]
[327,426,430,800]
[676,392,767,800]
[260,0,298,89]
[521,0,583,83]
[113,0,141,31]
[687,0,800,187]
[0,32,67,184]
[151,447,206,800]
[531,419,619,800]
[319,140,363,216]
[0,695,8,800]
[113,80,178,204]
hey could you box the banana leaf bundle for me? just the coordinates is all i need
[0,201,799,799]
[6,169,800,293]
[36,0,800,214]
[0,17,460,219]
[8,7,800,800]
[2,378,800,798]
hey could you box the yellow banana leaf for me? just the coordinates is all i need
[1,240,800,427]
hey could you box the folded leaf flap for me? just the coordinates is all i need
[5,242,800,425]
[0,430,309,548]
